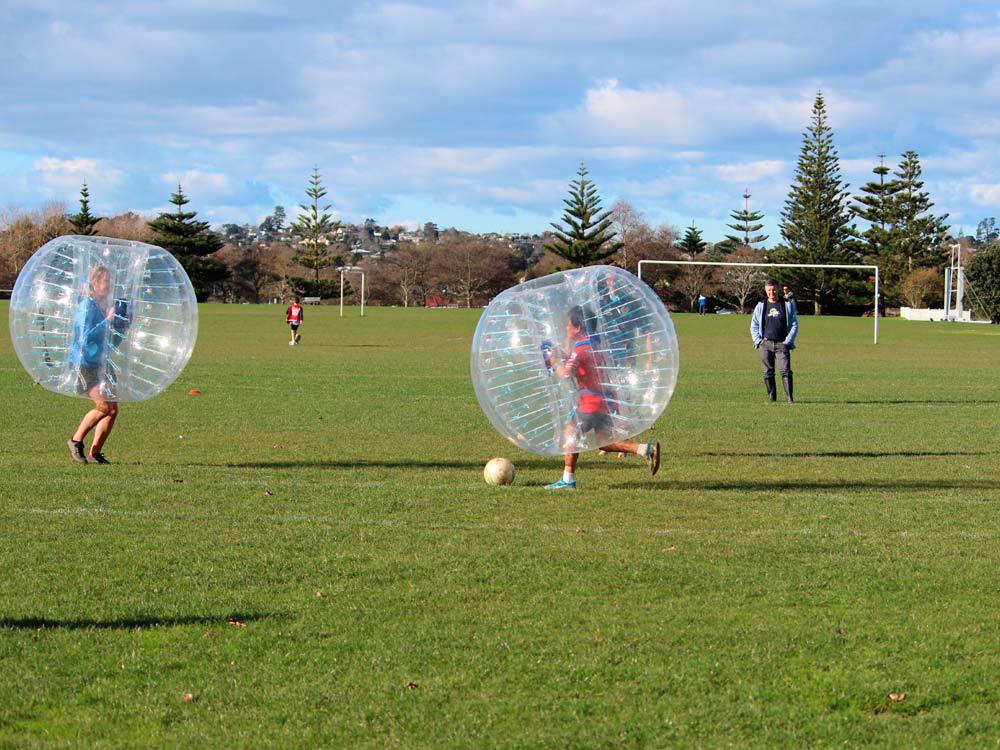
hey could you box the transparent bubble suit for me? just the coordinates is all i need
[471,265,679,456]
[8,236,198,402]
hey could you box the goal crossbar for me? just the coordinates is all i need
[637,260,881,344]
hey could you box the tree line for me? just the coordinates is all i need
[3,90,1000,319]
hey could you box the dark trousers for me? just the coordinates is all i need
[759,340,792,377]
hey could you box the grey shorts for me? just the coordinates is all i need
[76,366,101,395]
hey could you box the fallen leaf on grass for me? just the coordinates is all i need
[172,478,184,483]
[405,681,418,690]
[315,590,325,598]
[187,389,201,396]
[152,587,160,594]
[888,692,907,702]
[205,629,218,638]
[662,546,677,552]
[178,435,185,440]
[227,617,246,628]
[272,444,283,449]
[182,692,198,702]
[264,490,274,497]
[819,514,829,520]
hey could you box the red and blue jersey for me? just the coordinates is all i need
[566,336,606,414]
[286,304,304,324]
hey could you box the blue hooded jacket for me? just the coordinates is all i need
[69,297,109,368]
[750,299,798,349]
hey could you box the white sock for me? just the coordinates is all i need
[637,443,650,457]
[563,470,575,484]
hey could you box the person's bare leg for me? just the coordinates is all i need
[73,389,109,442]
[90,402,118,455]
[73,408,105,442]
[564,452,579,473]
[600,439,661,476]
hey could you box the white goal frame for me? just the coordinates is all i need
[339,269,366,317]
[637,260,881,344]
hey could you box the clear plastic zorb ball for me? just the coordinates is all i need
[470,265,679,455]
[8,235,198,402]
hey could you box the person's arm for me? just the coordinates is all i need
[750,304,763,348]
[783,303,798,347]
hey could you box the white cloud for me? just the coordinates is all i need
[33,156,124,191]
[161,170,232,197]
[715,160,786,184]
[970,184,1000,205]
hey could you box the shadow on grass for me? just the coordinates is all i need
[216,458,561,470]
[696,450,990,458]
[0,612,277,631]
[612,479,1000,492]
[807,399,1000,405]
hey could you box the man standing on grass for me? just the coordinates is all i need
[750,279,798,403]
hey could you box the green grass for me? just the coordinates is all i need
[1,302,999,748]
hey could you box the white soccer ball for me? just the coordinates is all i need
[483,457,515,486]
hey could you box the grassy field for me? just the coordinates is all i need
[1,302,999,748]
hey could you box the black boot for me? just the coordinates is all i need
[782,373,794,403]
[764,375,776,402]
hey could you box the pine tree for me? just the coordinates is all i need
[779,92,856,315]
[68,181,100,236]
[888,150,950,271]
[290,167,340,283]
[544,163,623,267]
[850,156,902,302]
[723,190,768,249]
[679,223,707,256]
[148,185,226,301]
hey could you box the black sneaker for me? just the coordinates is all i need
[89,452,111,465]
[647,441,661,477]
[68,439,88,464]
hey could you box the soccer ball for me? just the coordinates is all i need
[483,457,515,486]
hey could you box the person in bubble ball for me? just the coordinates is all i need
[67,265,120,464]
[541,305,660,490]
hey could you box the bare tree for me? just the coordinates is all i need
[608,200,647,273]
[95,212,152,242]
[375,245,431,306]
[900,267,942,308]
[0,202,70,283]
[671,260,716,312]
[718,247,767,312]
[429,238,517,307]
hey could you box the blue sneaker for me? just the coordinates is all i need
[545,479,577,490]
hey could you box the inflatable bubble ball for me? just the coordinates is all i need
[8,235,198,402]
[470,265,679,456]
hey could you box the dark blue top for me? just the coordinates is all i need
[762,301,788,341]
[69,297,109,368]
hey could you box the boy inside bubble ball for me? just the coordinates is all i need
[541,305,660,490]
[66,264,121,464]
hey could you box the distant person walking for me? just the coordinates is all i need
[783,285,795,302]
[286,296,304,345]
[697,294,708,315]
[750,279,798,403]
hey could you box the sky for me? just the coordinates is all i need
[2,0,1000,243]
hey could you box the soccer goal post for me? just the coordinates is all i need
[637,260,881,344]
[339,269,366,318]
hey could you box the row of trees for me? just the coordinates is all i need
[540,93,961,316]
[3,90,1000,319]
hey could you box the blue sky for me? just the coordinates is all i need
[2,0,999,243]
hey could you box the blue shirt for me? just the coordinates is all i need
[69,297,109,368]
